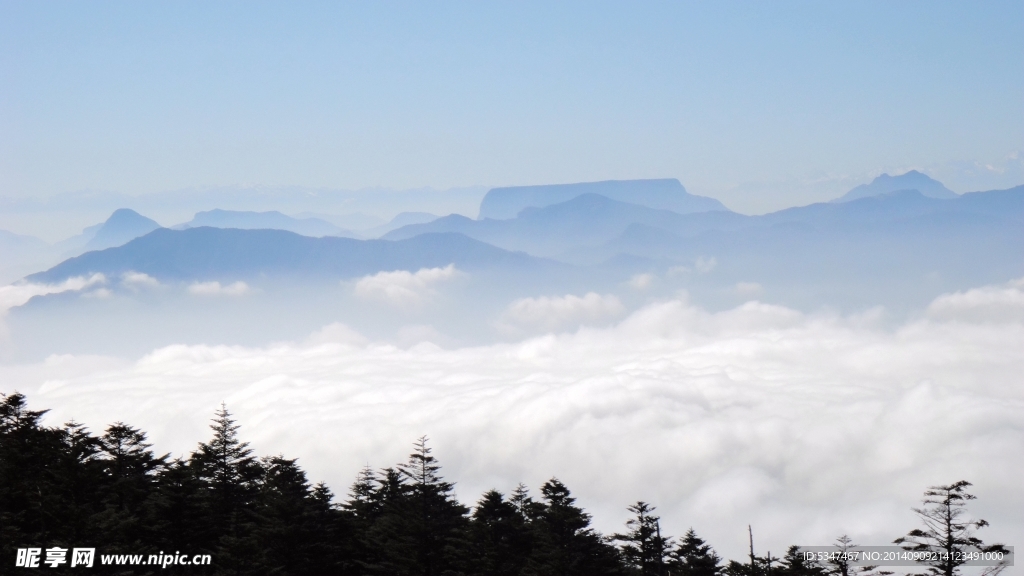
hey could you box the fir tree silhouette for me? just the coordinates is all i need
[895,481,1009,576]
[615,501,669,575]
[527,477,623,576]
[468,489,533,575]
[669,528,723,576]
[776,546,825,576]
[190,403,264,568]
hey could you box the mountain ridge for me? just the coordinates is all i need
[29,227,557,284]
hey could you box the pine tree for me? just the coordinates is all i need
[509,482,539,518]
[527,477,623,576]
[143,456,212,557]
[615,501,669,575]
[777,546,825,576]
[0,393,65,564]
[468,489,533,575]
[189,404,265,566]
[669,529,723,576]
[243,456,345,575]
[396,436,470,575]
[93,422,168,554]
[98,422,167,512]
[358,466,411,574]
[894,481,1009,576]
[358,438,470,576]
[51,421,107,545]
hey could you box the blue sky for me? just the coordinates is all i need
[2,1,1022,212]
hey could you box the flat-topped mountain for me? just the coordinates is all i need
[387,193,744,258]
[478,178,727,220]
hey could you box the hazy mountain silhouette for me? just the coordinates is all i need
[29,227,555,283]
[179,209,355,237]
[0,228,47,252]
[834,170,957,202]
[593,186,1024,307]
[0,229,51,283]
[478,178,727,219]
[48,209,163,258]
[84,209,162,251]
[386,193,745,258]
[294,211,386,231]
[362,211,439,238]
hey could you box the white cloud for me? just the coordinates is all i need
[121,271,160,288]
[497,292,626,334]
[353,264,459,306]
[0,274,106,315]
[925,278,1024,323]
[187,281,250,296]
[628,273,655,290]
[4,280,1023,561]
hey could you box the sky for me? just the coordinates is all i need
[2,1,1023,214]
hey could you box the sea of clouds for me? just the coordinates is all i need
[2,278,1022,562]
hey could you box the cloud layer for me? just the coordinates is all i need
[4,281,1023,560]
[497,292,626,334]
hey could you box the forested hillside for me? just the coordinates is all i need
[0,393,1008,576]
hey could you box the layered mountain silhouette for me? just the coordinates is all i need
[478,178,727,219]
[30,227,554,284]
[361,211,439,238]
[178,209,355,237]
[834,170,957,202]
[386,193,745,258]
[17,173,1024,314]
[593,186,1024,307]
[50,208,163,256]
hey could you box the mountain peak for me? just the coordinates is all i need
[835,171,957,203]
[85,209,161,251]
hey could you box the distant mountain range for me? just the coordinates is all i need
[176,209,356,238]
[12,174,1024,315]
[478,179,728,219]
[29,228,555,284]
[385,193,738,258]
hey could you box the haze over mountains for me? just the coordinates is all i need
[4,170,1023,357]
